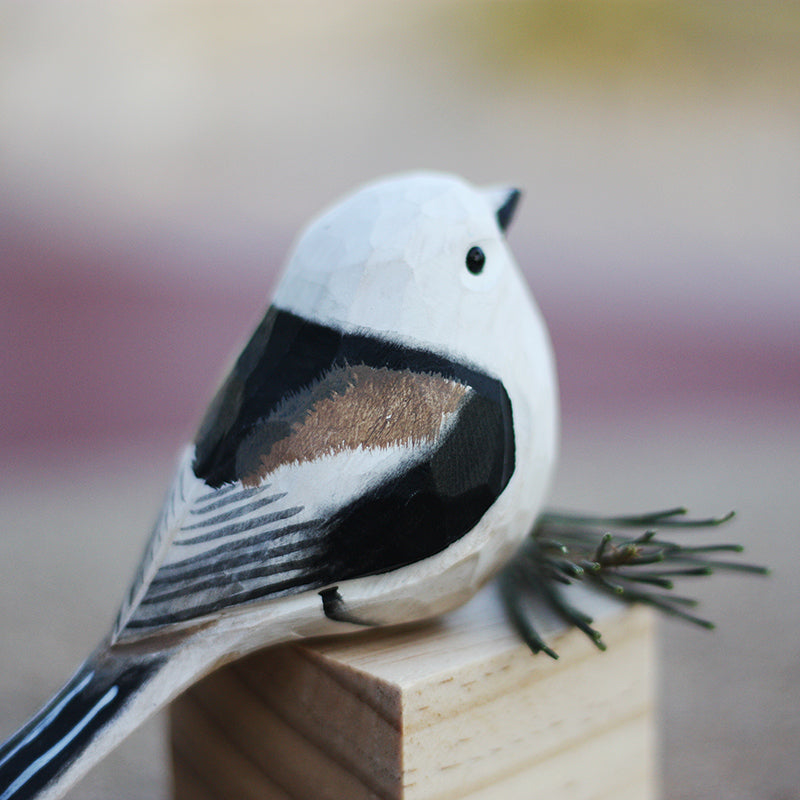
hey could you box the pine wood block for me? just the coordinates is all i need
[170,587,656,800]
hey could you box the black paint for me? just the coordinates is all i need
[157,520,323,576]
[495,188,521,233]
[194,308,513,489]
[126,573,323,629]
[0,651,164,800]
[189,487,283,516]
[175,506,304,545]
[465,245,486,274]
[319,587,375,626]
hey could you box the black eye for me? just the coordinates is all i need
[465,246,486,275]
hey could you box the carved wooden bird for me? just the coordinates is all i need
[0,172,558,800]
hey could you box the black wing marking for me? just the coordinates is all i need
[192,308,515,581]
[118,308,515,637]
[193,307,514,488]
[119,480,327,633]
[318,389,514,582]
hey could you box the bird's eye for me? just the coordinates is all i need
[465,246,486,275]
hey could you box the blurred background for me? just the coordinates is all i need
[1,2,798,797]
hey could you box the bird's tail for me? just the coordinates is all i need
[0,646,167,800]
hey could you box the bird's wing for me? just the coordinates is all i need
[113,307,515,641]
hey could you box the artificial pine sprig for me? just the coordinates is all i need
[499,507,768,658]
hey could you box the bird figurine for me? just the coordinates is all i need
[0,172,559,800]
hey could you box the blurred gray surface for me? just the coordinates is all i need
[1,402,797,799]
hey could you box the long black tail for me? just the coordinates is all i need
[0,647,165,800]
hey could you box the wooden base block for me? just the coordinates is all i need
[170,588,656,799]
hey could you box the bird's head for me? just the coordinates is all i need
[273,172,553,389]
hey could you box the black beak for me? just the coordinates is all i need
[483,186,523,233]
[496,189,522,233]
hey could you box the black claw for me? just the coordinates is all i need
[319,586,376,626]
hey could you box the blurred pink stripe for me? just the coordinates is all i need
[1,234,266,448]
[2,233,797,449]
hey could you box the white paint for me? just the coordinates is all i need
[0,686,118,800]
[0,673,93,771]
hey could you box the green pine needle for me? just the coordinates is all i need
[499,506,767,658]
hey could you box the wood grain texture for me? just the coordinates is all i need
[170,588,655,800]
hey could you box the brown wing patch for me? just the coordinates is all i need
[241,365,470,486]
